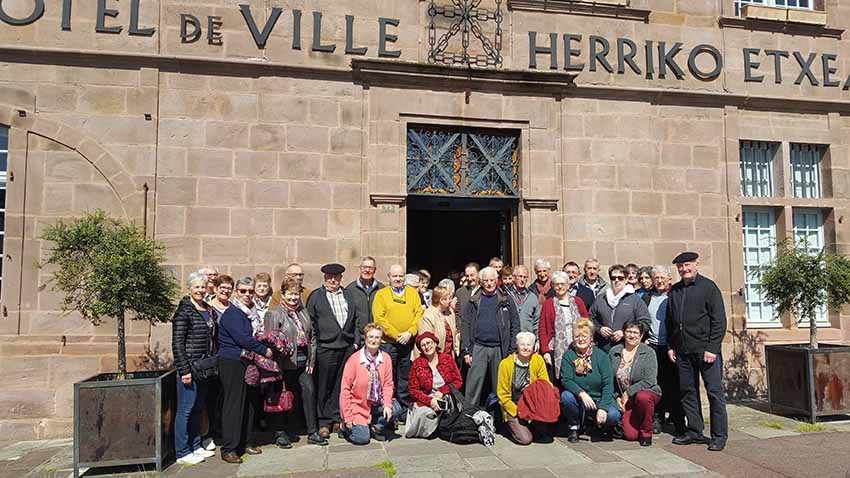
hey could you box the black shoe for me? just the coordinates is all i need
[672,434,709,445]
[708,440,726,451]
[611,423,625,440]
[307,432,329,446]
[370,426,387,442]
[567,429,579,443]
[599,428,613,442]
[275,433,292,449]
[652,416,662,435]
[639,436,652,447]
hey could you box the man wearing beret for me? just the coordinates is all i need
[307,263,359,439]
[665,252,728,451]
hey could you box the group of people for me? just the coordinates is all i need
[171,252,729,466]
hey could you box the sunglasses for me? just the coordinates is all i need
[610,276,626,282]
[236,288,254,294]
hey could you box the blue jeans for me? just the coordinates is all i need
[175,375,207,458]
[559,390,621,430]
[343,400,402,445]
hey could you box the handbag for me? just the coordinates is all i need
[264,386,294,413]
[190,354,219,381]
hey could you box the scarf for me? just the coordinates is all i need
[364,350,382,403]
[286,305,308,348]
[535,279,551,305]
[233,299,263,335]
[605,284,634,309]
[573,345,594,376]
[552,297,580,379]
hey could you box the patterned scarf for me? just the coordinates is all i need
[233,299,263,335]
[573,345,594,376]
[552,297,580,379]
[285,303,308,347]
[364,350,382,403]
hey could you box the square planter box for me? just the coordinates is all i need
[765,343,850,423]
[73,369,176,477]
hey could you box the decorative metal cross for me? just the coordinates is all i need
[428,0,504,68]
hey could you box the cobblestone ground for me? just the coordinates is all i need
[3,403,850,478]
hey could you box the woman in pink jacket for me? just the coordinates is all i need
[339,323,401,444]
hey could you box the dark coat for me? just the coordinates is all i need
[461,289,520,359]
[664,274,726,355]
[345,279,385,346]
[171,296,216,377]
[306,286,358,350]
[609,342,662,397]
[571,283,596,310]
[589,292,651,352]
[264,304,317,371]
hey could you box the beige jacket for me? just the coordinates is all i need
[412,305,460,360]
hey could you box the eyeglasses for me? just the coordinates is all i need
[288,273,305,277]
[514,274,528,279]
[610,276,626,282]
[218,286,233,292]
[553,282,568,287]
[236,288,254,294]
[359,266,375,271]
[624,329,642,336]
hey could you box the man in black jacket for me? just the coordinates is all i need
[307,263,359,439]
[665,252,728,451]
[461,267,520,407]
[345,256,384,347]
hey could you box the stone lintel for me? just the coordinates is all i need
[719,14,842,39]
[507,0,651,23]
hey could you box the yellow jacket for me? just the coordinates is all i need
[372,286,422,343]
[497,353,550,420]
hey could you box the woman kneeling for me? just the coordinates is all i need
[340,323,401,444]
[406,332,463,438]
[559,318,621,442]
[609,320,662,446]
[498,332,558,445]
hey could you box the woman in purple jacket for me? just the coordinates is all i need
[218,276,273,464]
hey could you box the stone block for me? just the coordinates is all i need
[290,181,332,209]
[0,357,49,391]
[77,86,127,115]
[309,98,339,126]
[160,235,202,263]
[664,193,700,216]
[274,209,328,237]
[330,128,362,154]
[35,84,78,112]
[332,183,363,209]
[687,168,722,193]
[323,154,363,183]
[202,237,249,263]
[158,119,206,147]
[48,356,100,387]
[280,152,323,180]
[0,390,53,419]
[617,165,653,191]
[234,151,277,178]
[329,210,361,237]
[186,207,230,235]
[73,184,121,215]
[156,147,187,176]
[287,125,329,153]
[205,121,251,149]
[250,123,286,151]
[700,194,726,217]
[198,178,244,206]
[44,151,93,182]
[693,145,721,168]
[562,190,593,214]
[578,164,617,189]
[787,9,827,25]
[695,218,728,241]
[187,148,234,177]
[661,218,695,240]
[626,216,660,239]
[296,238,337,263]
[661,143,692,167]
[588,215,626,241]
[259,94,308,123]
[246,181,289,208]
[593,190,629,214]
[652,169,687,191]
[154,206,185,235]
[250,237,294,263]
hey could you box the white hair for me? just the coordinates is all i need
[585,257,600,266]
[479,267,498,280]
[534,259,551,270]
[516,331,537,346]
[438,278,455,294]
[652,265,671,277]
[551,271,569,283]
[186,272,208,288]
[404,273,420,286]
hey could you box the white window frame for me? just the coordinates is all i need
[739,141,777,198]
[742,207,780,328]
[792,208,829,327]
[0,126,6,294]
[735,0,813,16]
[790,143,823,199]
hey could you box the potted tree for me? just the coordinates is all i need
[755,240,850,423]
[39,211,180,476]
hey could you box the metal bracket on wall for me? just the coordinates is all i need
[369,194,407,208]
[522,198,558,210]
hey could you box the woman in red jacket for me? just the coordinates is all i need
[539,271,588,384]
[406,332,462,438]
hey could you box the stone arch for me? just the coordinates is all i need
[0,101,144,221]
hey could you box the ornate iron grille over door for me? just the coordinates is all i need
[407,126,519,198]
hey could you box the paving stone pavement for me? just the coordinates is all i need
[3,403,850,478]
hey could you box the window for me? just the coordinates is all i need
[742,207,779,327]
[0,126,6,293]
[790,143,823,199]
[735,0,812,16]
[739,141,777,197]
[792,208,828,326]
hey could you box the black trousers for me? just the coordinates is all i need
[205,376,223,440]
[219,358,250,454]
[676,352,728,443]
[380,342,413,410]
[276,367,318,435]
[649,344,684,422]
[315,346,350,428]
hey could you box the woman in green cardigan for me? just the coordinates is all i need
[559,317,621,443]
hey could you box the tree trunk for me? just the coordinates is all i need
[810,311,818,350]
[117,311,127,380]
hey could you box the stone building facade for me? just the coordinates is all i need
[0,0,849,438]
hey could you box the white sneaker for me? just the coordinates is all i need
[202,437,216,451]
[193,448,215,458]
[176,453,205,465]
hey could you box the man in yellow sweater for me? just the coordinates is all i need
[372,264,423,417]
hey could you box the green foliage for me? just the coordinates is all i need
[373,461,397,478]
[758,420,784,430]
[39,211,179,376]
[796,423,827,433]
[753,240,850,348]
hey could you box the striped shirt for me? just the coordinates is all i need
[326,287,349,328]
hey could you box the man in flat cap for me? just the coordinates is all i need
[665,252,728,451]
[307,263,359,439]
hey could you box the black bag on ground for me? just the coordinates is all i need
[437,384,483,444]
